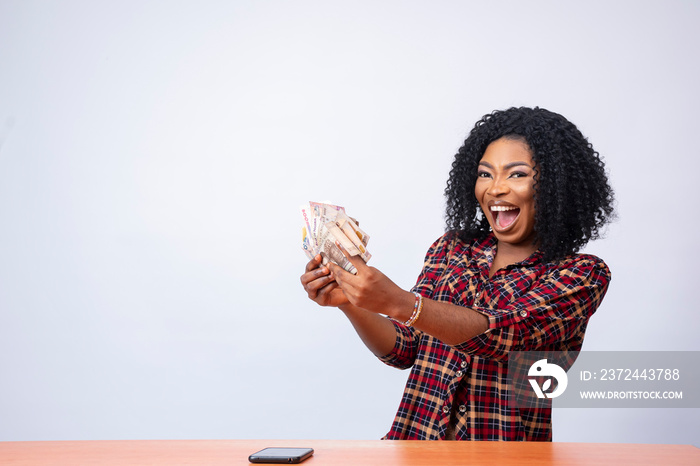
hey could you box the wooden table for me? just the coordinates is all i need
[1,439,699,465]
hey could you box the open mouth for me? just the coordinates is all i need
[490,205,520,230]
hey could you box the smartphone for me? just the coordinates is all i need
[248,447,314,464]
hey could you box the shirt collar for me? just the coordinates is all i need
[472,232,544,269]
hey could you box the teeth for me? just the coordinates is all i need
[490,205,518,212]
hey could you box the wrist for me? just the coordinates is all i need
[339,303,369,317]
[388,290,419,323]
[403,292,425,327]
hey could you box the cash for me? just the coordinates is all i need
[300,201,371,274]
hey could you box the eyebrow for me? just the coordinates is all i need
[478,161,532,169]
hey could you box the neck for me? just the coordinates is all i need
[496,240,538,264]
[489,238,539,277]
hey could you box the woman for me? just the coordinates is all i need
[300,107,615,441]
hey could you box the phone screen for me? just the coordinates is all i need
[248,447,314,463]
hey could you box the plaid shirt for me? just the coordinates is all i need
[379,232,611,441]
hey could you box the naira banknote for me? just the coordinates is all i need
[300,201,371,274]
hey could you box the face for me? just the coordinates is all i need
[475,137,537,250]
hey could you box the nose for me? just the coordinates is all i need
[487,176,510,196]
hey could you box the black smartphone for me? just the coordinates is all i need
[248,447,314,464]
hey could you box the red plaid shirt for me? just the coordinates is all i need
[379,232,611,441]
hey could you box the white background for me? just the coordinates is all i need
[1,0,698,445]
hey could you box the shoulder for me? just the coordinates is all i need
[425,231,486,259]
[544,253,611,287]
[425,231,456,256]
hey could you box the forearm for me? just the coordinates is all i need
[326,255,489,349]
[386,290,490,347]
[339,303,398,358]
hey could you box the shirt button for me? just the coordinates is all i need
[519,310,528,318]
[461,360,468,369]
[458,405,467,414]
[443,405,450,414]
[455,370,464,378]
[475,292,480,298]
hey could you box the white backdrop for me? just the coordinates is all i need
[1,0,698,445]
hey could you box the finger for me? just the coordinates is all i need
[306,275,336,295]
[316,280,340,298]
[300,264,331,287]
[327,262,360,296]
[326,261,349,286]
[326,263,361,306]
[335,241,370,273]
[304,254,323,273]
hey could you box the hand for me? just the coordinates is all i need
[300,254,351,308]
[326,244,412,318]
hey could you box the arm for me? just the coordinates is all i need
[301,234,480,362]
[327,253,489,346]
[338,303,398,358]
[328,244,609,359]
[454,256,611,359]
[300,254,398,358]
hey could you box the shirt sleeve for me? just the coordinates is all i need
[411,233,456,299]
[378,319,423,370]
[454,255,611,360]
[377,234,454,369]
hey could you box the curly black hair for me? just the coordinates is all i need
[444,106,615,262]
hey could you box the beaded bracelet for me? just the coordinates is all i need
[404,292,424,327]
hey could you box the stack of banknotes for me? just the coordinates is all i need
[300,201,371,274]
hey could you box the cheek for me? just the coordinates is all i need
[523,199,537,227]
[514,187,536,221]
[518,186,536,208]
[474,183,486,201]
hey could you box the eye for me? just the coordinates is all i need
[477,171,492,178]
[509,171,528,178]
